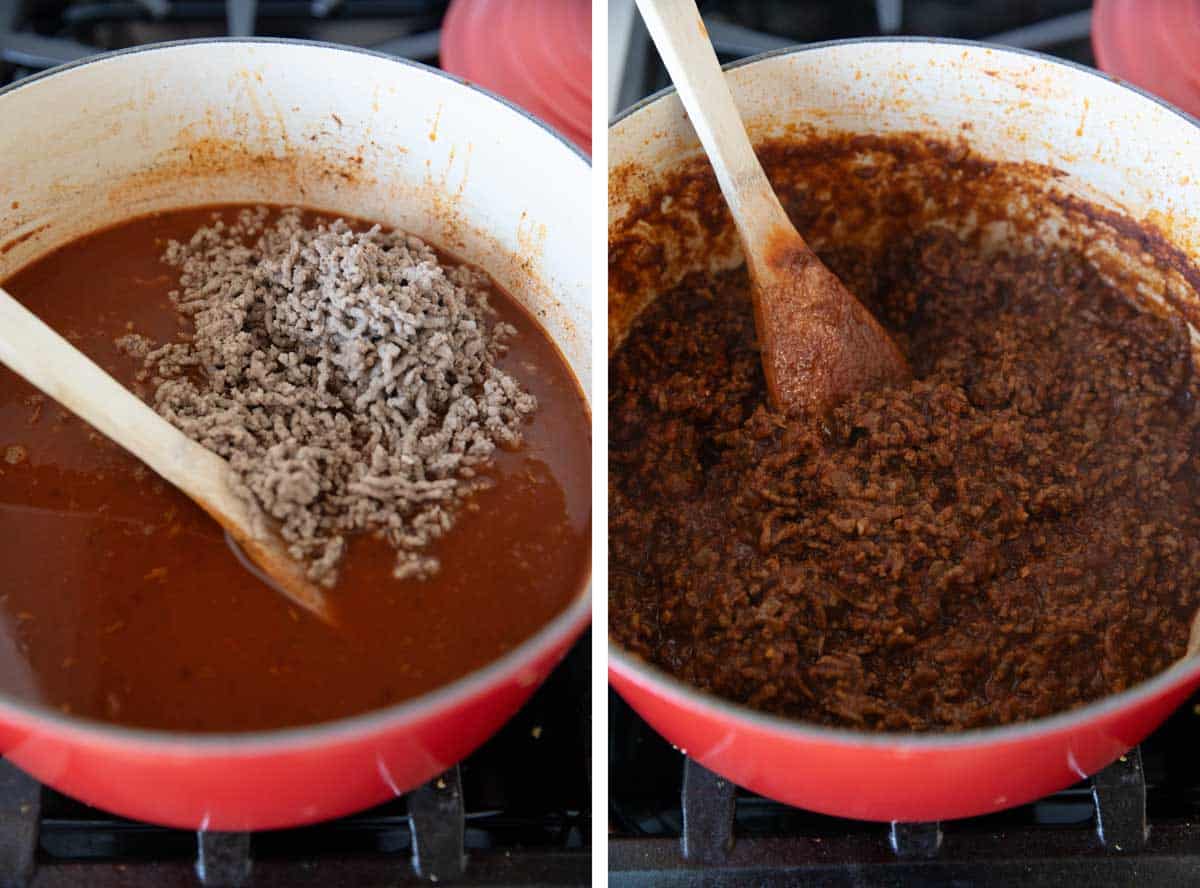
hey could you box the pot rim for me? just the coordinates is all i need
[0,37,592,752]
[609,34,1200,134]
[0,36,590,165]
[608,36,1200,751]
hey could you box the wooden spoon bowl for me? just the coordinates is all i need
[635,0,910,415]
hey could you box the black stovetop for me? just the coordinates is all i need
[0,635,588,887]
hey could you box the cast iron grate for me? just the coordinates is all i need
[609,688,1200,887]
[0,0,448,86]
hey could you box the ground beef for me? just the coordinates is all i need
[610,229,1200,732]
[119,207,536,587]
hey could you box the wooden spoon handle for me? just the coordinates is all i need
[0,286,332,622]
[635,0,794,250]
[0,286,236,516]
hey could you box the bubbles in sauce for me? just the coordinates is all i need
[0,206,590,732]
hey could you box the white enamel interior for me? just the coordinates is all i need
[0,40,590,409]
[610,39,1200,332]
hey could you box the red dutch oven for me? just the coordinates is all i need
[0,40,591,830]
[609,38,1200,823]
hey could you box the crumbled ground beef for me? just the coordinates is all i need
[119,207,536,587]
[610,229,1200,732]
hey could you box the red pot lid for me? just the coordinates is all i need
[440,0,591,155]
[1093,0,1200,120]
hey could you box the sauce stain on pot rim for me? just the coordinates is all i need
[611,36,1200,261]
[0,37,590,164]
[0,39,590,325]
[610,35,1200,134]
[1,52,588,394]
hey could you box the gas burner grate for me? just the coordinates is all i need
[0,0,448,86]
[8,757,574,887]
[609,688,1200,887]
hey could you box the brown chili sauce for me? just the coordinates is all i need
[610,139,1200,732]
[0,206,590,733]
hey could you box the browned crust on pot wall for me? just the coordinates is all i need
[609,131,1200,351]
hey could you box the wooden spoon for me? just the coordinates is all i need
[635,0,910,415]
[0,286,333,625]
